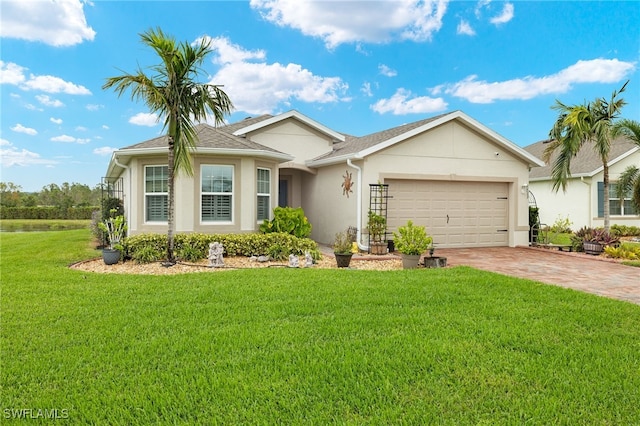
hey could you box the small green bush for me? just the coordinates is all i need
[604,243,640,260]
[131,246,164,264]
[176,245,205,263]
[260,207,312,238]
[611,224,640,238]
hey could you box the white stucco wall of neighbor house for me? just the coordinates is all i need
[530,150,640,230]
[528,179,592,229]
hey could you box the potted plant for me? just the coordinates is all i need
[333,230,354,268]
[98,209,127,265]
[393,220,432,269]
[578,227,619,255]
[367,211,387,255]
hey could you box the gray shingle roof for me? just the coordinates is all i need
[524,136,638,179]
[120,122,285,154]
[313,113,449,160]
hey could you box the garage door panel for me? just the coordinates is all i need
[387,179,509,248]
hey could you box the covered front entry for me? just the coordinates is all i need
[386,179,509,248]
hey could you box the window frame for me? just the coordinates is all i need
[598,181,637,217]
[200,164,234,224]
[144,165,168,223]
[256,167,271,222]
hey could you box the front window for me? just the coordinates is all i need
[145,165,168,222]
[609,184,637,216]
[257,168,271,221]
[599,181,638,217]
[201,165,233,222]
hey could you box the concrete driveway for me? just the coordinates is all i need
[436,247,640,305]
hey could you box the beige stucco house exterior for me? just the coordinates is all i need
[524,137,640,230]
[105,110,543,248]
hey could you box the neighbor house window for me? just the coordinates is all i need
[201,165,233,222]
[598,182,637,216]
[257,168,271,221]
[145,165,168,222]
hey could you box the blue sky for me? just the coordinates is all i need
[1,0,638,192]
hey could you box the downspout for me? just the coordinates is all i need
[347,158,368,251]
[113,154,131,229]
[580,176,592,228]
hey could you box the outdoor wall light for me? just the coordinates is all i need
[521,184,529,194]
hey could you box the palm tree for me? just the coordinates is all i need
[612,118,640,212]
[543,81,628,232]
[103,28,233,263]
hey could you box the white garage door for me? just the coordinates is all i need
[387,180,509,248]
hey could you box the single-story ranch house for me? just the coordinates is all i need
[524,137,640,229]
[105,110,544,248]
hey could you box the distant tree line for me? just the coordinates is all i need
[0,182,103,219]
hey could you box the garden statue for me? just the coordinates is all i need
[208,242,224,268]
[289,254,299,268]
[305,251,313,268]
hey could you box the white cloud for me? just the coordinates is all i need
[23,75,91,95]
[93,146,117,156]
[36,95,64,108]
[0,61,26,85]
[205,36,349,114]
[51,135,90,144]
[0,140,57,167]
[11,124,38,136]
[457,20,476,36]
[379,64,398,77]
[75,126,87,132]
[490,2,514,25]
[129,112,159,127]
[445,58,637,103]
[250,0,448,48]
[361,82,373,97]
[371,88,448,115]
[102,125,110,130]
[0,0,95,47]
[0,61,91,95]
[50,117,63,125]
[86,104,103,111]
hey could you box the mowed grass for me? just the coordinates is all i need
[2,230,640,424]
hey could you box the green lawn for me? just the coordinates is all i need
[2,230,640,424]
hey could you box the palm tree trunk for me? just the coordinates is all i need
[603,162,610,233]
[167,137,176,263]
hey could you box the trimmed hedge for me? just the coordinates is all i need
[124,232,321,264]
[0,206,98,220]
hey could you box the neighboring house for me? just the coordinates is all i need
[524,137,640,229]
[104,110,543,248]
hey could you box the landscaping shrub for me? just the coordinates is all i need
[549,215,572,233]
[611,224,640,238]
[125,232,320,263]
[259,206,312,238]
[604,242,640,260]
[0,206,97,219]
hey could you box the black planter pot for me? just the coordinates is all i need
[102,248,121,265]
[334,253,353,268]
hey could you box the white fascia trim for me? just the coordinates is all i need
[232,110,346,142]
[306,153,359,168]
[589,146,640,177]
[529,173,592,182]
[356,110,545,167]
[197,147,294,162]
